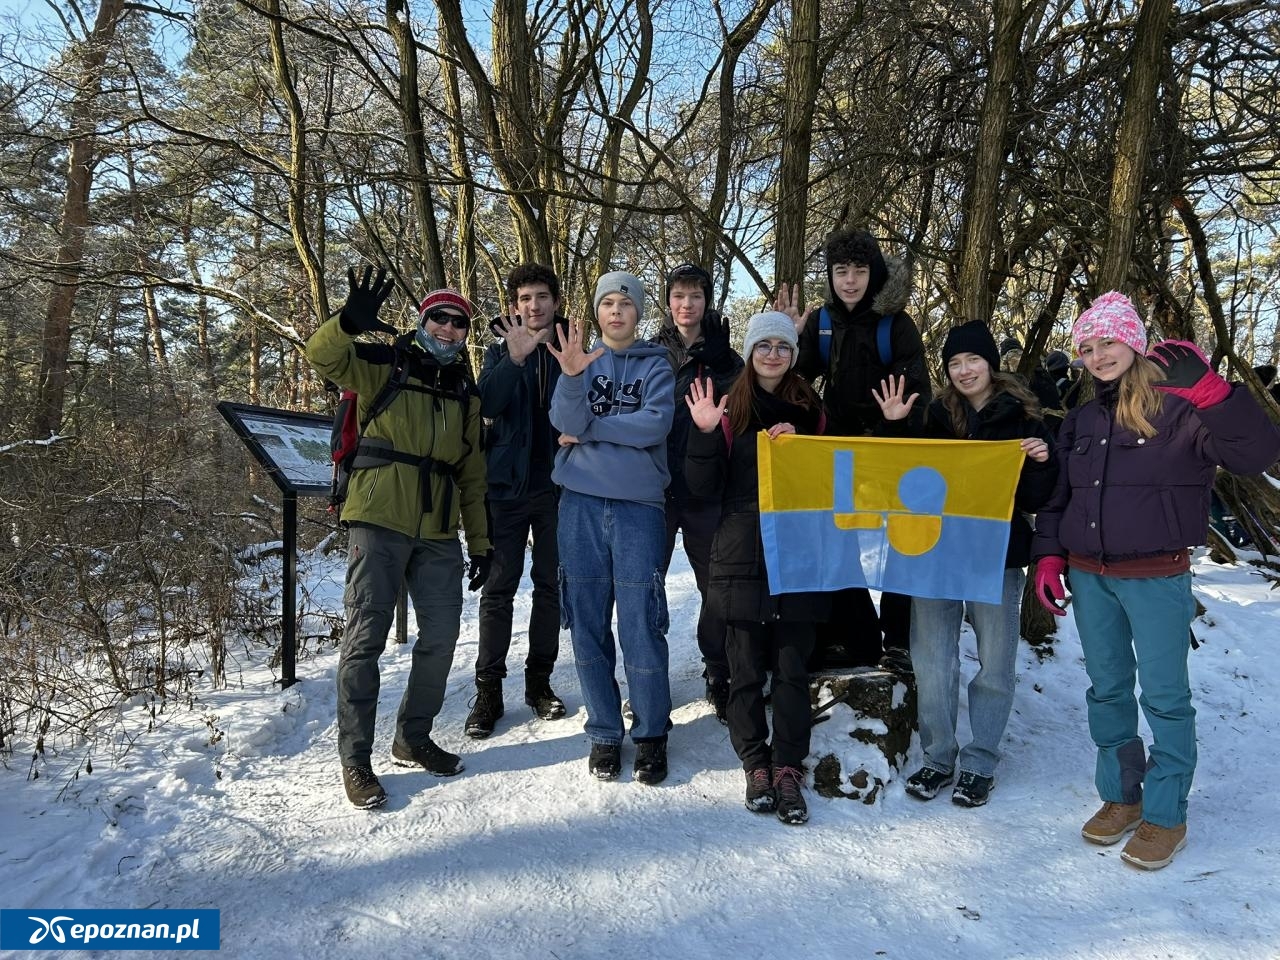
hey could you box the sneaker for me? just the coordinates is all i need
[878,647,914,678]
[588,743,621,781]
[774,765,808,825]
[524,675,566,720]
[951,771,994,808]
[464,680,504,739]
[1081,801,1144,845]
[342,765,387,809]
[622,699,635,723]
[633,740,668,785]
[390,738,464,776]
[744,767,777,813]
[706,679,730,725]
[904,766,954,801]
[1120,821,1187,870]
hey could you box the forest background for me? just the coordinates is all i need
[2,0,1279,757]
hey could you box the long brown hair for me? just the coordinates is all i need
[938,370,1041,438]
[725,360,821,436]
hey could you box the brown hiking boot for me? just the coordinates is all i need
[1120,821,1187,870]
[1081,801,1143,845]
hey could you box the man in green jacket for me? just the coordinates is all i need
[307,267,491,809]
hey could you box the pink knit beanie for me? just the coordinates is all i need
[1071,292,1147,355]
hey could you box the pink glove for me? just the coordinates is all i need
[1034,556,1068,617]
[1147,340,1231,409]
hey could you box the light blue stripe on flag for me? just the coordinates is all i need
[760,510,1011,604]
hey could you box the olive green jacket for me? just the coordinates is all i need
[306,317,490,554]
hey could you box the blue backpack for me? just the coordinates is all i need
[817,306,894,370]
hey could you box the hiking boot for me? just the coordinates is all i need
[633,740,668,785]
[744,767,777,813]
[342,765,387,809]
[1120,821,1187,870]
[904,766,954,801]
[1082,801,1144,845]
[588,743,621,781]
[390,738,464,776]
[706,678,730,725]
[951,771,994,808]
[464,680,504,739]
[878,647,914,679]
[774,765,808,825]
[524,675,566,721]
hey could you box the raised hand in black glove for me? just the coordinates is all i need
[696,309,737,363]
[338,265,398,336]
[466,553,492,592]
[1146,339,1230,409]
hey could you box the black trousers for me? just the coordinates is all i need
[475,488,559,682]
[812,587,912,668]
[725,621,816,771]
[663,497,728,683]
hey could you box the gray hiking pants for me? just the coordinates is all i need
[336,524,464,767]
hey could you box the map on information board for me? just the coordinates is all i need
[218,401,334,496]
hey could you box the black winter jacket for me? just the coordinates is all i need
[652,311,744,501]
[685,385,831,624]
[901,392,1059,568]
[795,257,932,436]
[478,316,568,501]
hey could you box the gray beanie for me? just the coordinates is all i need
[743,311,799,369]
[594,271,646,322]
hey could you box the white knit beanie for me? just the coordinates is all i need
[742,311,799,369]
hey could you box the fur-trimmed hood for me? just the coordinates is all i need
[869,256,911,317]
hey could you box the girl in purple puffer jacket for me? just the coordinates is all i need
[1032,291,1280,871]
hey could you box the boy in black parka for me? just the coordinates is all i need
[776,229,930,672]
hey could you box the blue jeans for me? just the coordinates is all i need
[558,490,671,744]
[910,567,1025,779]
[1070,570,1197,828]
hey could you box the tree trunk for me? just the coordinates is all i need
[438,11,478,302]
[594,0,653,277]
[956,0,1028,323]
[773,0,820,292]
[265,0,329,327]
[33,0,127,439]
[386,0,446,290]
[1097,0,1175,292]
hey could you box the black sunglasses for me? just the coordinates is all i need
[422,309,470,330]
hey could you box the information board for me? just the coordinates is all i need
[217,401,333,496]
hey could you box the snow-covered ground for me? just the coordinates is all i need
[3,545,1278,959]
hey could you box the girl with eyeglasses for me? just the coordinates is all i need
[684,311,828,824]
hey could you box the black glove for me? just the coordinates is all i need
[338,265,398,336]
[699,310,732,360]
[466,553,492,592]
[1147,340,1230,408]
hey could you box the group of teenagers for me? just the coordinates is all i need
[306,229,1280,871]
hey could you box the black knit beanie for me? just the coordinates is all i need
[942,320,1000,374]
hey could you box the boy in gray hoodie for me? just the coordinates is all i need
[549,271,676,784]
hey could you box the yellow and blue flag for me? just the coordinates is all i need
[758,434,1025,604]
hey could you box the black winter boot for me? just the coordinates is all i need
[391,738,464,776]
[342,765,387,809]
[524,674,566,720]
[465,679,504,739]
[633,739,668,785]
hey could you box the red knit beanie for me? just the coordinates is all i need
[418,289,473,323]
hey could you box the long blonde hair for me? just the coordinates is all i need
[1114,355,1166,438]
